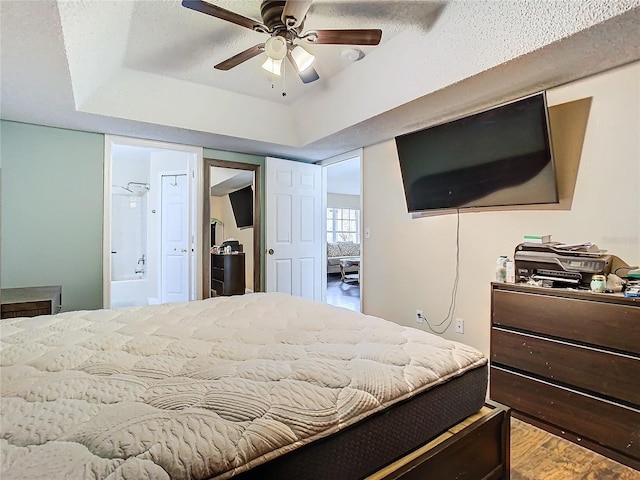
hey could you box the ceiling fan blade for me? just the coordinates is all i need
[305,29,382,45]
[287,52,319,84]
[182,0,263,31]
[282,0,313,29]
[214,44,265,71]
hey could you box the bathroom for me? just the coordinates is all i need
[109,141,196,308]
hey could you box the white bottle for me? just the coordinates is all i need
[505,260,516,283]
[496,256,508,282]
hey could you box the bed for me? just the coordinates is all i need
[0,292,501,479]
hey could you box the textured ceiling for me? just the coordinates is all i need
[122,0,440,102]
[1,1,640,162]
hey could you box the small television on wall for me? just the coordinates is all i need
[228,185,253,229]
[395,92,558,213]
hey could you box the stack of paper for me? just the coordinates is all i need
[524,234,552,244]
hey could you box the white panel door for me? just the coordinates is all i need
[161,174,189,303]
[266,157,322,300]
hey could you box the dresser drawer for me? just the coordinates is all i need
[2,301,53,318]
[490,366,640,462]
[1,286,62,319]
[492,289,640,354]
[211,278,225,296]
[211,254,225,268]
[491,328,640,406]
[212,266,225,282]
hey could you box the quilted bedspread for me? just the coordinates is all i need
[0,292,486,480]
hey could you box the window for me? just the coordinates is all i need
[327,208,360,243]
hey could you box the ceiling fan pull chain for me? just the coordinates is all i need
[282,59,287,97]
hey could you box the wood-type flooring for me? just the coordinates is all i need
[511,418,639,479]
[326,274,360,312]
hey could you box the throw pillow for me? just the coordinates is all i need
[339,242,360,256]
[327,242,341,257]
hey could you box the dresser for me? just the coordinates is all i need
[490,282,640,470]
[211,253,245,296]
[1,285,62,319]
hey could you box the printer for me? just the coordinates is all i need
[220,239,243,252]
[514,242,612,287]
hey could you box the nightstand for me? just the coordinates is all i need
[1,285,62,319]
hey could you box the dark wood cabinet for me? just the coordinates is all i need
[211,253,245,296]
[490,282,640,470]
[1,285,62,319]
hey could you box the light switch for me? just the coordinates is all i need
[365,227,371,239]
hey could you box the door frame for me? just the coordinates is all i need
[202,158,262,298]
[317,148,363,307]
[103,135,203,308]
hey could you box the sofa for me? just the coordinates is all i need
[327,242,360,274]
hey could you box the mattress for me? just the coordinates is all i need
[0,292,487,480]
[233,363,488,480]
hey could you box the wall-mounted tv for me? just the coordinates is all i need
[395,92,558,213]
[228,185,253,229]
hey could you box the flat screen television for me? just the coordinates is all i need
[395,92,558,213]
[228,185,253,229]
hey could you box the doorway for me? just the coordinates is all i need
[202,159,262,298]
[322,152,362,312]
[104,136,202,308]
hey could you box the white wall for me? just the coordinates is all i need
[361,62,640,356]
[210,196,224,240]
[328,193,360,210]
[111,152,150,282]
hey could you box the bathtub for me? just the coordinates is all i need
[110,277,149,308]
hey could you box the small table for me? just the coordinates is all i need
[1,285,62,319]
[339,259,360,284]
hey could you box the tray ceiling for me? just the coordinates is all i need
[2,1,639,162]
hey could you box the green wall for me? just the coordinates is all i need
[0,124,268,312]
[1,121,104,311]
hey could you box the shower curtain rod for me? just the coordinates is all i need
[112,182,150,194]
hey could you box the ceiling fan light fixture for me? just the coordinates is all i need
[290,45,315,73]
[264,36,287,60]
[262,57,283,76]
[341,48,364,62]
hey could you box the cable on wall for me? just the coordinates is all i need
[423,208,460,335]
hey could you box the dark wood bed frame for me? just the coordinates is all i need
[369,401,511,480]
[233,400,510,480]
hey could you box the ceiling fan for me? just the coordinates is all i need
[181,0,382,84]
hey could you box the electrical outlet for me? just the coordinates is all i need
[416,310,424,324]
[455,318,464,334]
